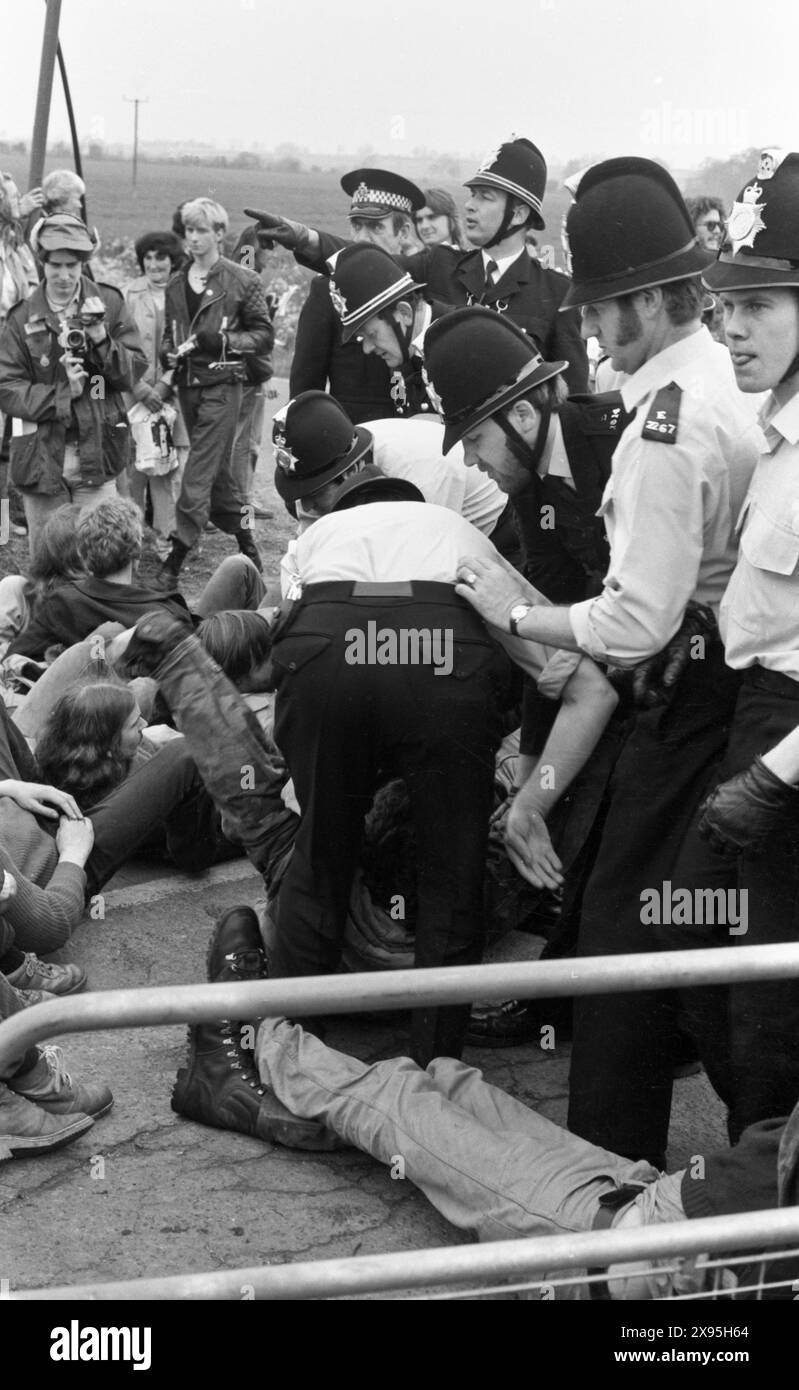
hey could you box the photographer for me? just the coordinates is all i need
[0,214,147,556]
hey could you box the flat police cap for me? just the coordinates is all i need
[704,149,799,291]
[465,139,548,231]
[272,390,373,502]
[423,306,567,453]
[341,168,425,222]
[31,213,96,259]
[560,157,712,309]
[327,243,425,342]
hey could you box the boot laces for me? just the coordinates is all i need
[39,1044,72,1092]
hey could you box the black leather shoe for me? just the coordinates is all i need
[466,997,573,1049]
[171,905,341,1150]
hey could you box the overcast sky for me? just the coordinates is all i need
[4,0,798,168]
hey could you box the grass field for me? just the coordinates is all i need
[1,154,574,265]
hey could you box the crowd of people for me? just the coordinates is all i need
[1,139,799,1300]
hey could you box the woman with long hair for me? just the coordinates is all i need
[35,682,146,812]
[414,188,467,251]
[0,503,84,663]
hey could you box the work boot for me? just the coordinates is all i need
[6,953,87,997]
[171,906,340,1150]
[0,1082,94,1160]
[9,1044,114,1118]
[235,528,263,573]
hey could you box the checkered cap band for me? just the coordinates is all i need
[350,182,413,216]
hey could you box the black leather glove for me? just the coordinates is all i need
[698,754,799,858]
[193,328,225,354]
[243,207,311,252]
[629,600,717,709]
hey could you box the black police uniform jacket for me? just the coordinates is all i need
[290,276,396,424]
[306,233,589,396]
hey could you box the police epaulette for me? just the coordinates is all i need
[569,391,628,436]
[641,382,682,443]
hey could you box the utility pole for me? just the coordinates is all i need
[30,0,63,188]
[124,96,148,187]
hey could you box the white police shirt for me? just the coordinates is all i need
[569,327,761,667]
[368,417,506,534]
[280,500,580,698]
[721,385,799,682]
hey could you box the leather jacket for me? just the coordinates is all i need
[162,256,273,388]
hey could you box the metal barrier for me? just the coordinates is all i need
[3,942,799,1300]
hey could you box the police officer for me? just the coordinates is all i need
[326,242,447,417]
[668,150,799,1140]
[289,168,425,422]
[269,389,510,551]
[452,158,762,1164]
[246,137,589,393]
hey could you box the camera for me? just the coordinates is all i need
[58,297,107,360]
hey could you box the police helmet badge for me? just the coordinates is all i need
[756,148,787,180]
[727,181,767,255]
[477,146,503,173]
[329,281,349,322]
[421,361,443,416]
[272,411,298,474]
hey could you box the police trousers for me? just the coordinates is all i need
[271,582,507,1066]
[567,638,741,1166]
[666,665,799,1141]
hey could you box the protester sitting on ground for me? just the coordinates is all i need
[5,497,267,663]
[0,959,113,1161]
[196,609,276,737]
[0,693,235,958]
[0,503,83,663]
[35,682,148,811]
[0,798,94,1001]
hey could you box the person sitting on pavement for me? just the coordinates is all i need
[4,496,267,664]
[34,681,149,811]
[0,956,112,1162]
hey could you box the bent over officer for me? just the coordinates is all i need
[269,480,618,1066]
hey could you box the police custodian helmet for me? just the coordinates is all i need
[327,243,425,343]
[423,306,567,453]
[703,149,799,291]
[560,157,713,309]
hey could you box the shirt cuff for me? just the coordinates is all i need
[536,648,583,700]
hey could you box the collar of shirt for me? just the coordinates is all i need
[620,325,715,413]
[410,299,433,359]
[481,248,522,282]
[758,382,799,451]
[537,417,575,487]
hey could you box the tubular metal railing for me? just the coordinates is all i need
[3,942,799,1300]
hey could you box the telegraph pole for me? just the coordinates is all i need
[29,0,63,188]
[124,96,148,187]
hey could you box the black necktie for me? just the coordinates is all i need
[483,258,498,301]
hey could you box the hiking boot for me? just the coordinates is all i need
[171,906,340,1151]
[0,1082,94,1160]
[158,536,191,581]
[6,953,87,997]
[9,1045,114,1118]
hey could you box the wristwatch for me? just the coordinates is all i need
[509,602,533,636]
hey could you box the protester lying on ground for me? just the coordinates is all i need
[170,906,799,1300]
[5,497,267,663]
[0,503,83,664]
[0,960,112,1162]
